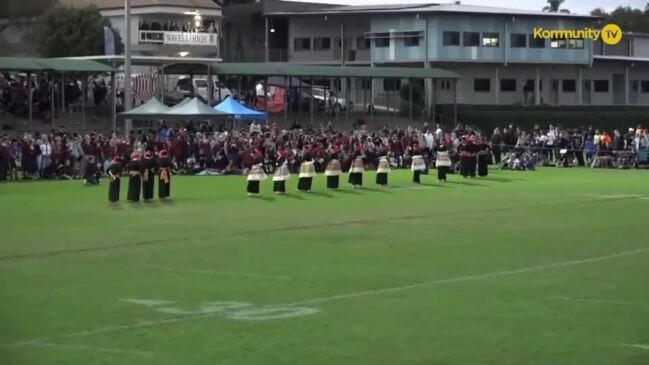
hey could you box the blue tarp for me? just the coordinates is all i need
[214,97,267,120]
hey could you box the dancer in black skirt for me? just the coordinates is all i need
[127,152,142,202]
[348,153,364,188]
[297,153,315,192]
[141,151,157,201]
[272,149,290,194]
[375,154,390,186]
[458,137,470,178]
[158,149,172,199]
[324,148,342,190]
[434,143,451,182]
[247,157,267,196]
[107,156,123,202]
[467,136,479,178]
[411,153,426,184]
[477,136,490,177]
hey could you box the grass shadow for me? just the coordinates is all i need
[159,198,174,205]
[335,189,362,195]
[420,182,452,188]
[109,202,122,210]
[361,186,393,194]
[446,179,484,187]
[479,176,524,183]
[283,193,305,200]
[309,191,334,198]
[257,195,276,202]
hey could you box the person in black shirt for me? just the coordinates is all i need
[477,137,490,177]
[127,152,142,202]
[141,151,157,201]
[158,150,172,199]
[107,156,123,203]
[83,155,101,185]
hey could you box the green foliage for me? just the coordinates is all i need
[36,5,123,57]
[398,81,425,116]
[542,0,568,13]
[592,6,649,33]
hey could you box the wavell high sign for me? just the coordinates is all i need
[163,32,218,46]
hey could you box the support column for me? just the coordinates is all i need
[577,67,583,105]
[217,74,222,102]
[392,80,397,123]
[50,75,55,127]
[534,67,541,106]
[264,17,269,62]
[61,73,65,114]
[28,72,33,125]
[624,65,630,105]
[207,65,213,105]
[495,67,500,104]
[432,79,436,124]
[345,77,349,125]
[340,22,345,65]
[82,74,86,133]
[124,0,133,135]
[453,78,458,125]
[310,77,314,125]
[110,71,116,132]
[408,78,413,124]
[264,77,268,123]
[370,77,374,126]
[284,76,288,125]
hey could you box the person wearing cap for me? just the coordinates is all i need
[376,152,391,187]
[434,141,451,182]
[127,152,142,202]
[158,150,172,199]
[272,149,290,194]
[141,150,157,201]
[246,155,267,197]
[324,147,342,190]
[107,156,123,203]
[410,145,426,184]
[348,152,365,188]
[297,153,316,192]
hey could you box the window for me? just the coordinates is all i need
[632,80,639,92]
[529,34,545,48]
[550,38,566,48]
[594,80,609,92]
[510,33,526,48]
[294,37,311,51]
[357,36,370,50]
[482,32,499,47]
[443,31,460,46]
[313,37,331,51]
[383,79,401,91]
[404,32,420,47]
[640,81,649,93]
[463,32,480,46]
[500,79,516,92]
[375,33,389,48]
[567,39,584,49]
[474,78,491,92]
[562,79,576,92]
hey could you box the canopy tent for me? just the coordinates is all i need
[168,97,192,110]
[0,57,115,73]
[214,97,267,120]
[163,97,228,120]
[117,98,170,120]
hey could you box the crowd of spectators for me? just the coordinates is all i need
[0,120,648,182]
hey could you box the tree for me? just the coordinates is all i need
[542,0,569,13]
[592,6,649,33]
[36,5,123,57]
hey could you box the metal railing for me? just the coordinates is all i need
[138,30,218,47]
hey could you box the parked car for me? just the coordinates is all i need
[309,87,353,112]
[175,77,232,103]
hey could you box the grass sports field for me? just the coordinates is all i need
[1,168,648,365]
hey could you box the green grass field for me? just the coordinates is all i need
[1,168,648,365]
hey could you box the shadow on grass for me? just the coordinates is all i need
[309,191,334,198]
[159,198,174,205]
[479,176,525,183]
[420,182,452,188]
[283,193,305,200]
[361,186,393,193]
[446,179,484,187]
[335,189,362,195]
[257,195,276,202]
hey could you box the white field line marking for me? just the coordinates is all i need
[11,341,153,357]
[6,246,649,345]
[552,296,638,306]
[622,343,649,351]
[140,264,290,280]
[579,193,643,199]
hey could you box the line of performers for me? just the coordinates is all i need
[107,150,172,203]
[245,144,466,196]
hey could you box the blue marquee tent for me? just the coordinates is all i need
[214,97,267,120]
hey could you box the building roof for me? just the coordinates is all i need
[0,57,116,72]
[594,55,649,63]
[266,2,597,19]
[57,0,220,11]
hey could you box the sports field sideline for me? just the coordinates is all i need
[1,168,648,365]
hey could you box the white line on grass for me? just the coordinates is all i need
[552,296,638,306]
[140,264,290,280]
[6,246,649,345]
[10,341,153,357]
[622,343,649,351]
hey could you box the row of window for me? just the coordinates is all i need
[294,36,372,51]
[472,79,612,93]
[442,31,584,49]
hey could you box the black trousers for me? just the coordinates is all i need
[575,150,585,166]
[413,170,421,183]
[0,161,8,181]
[158,176,170,199]
[326,175,339,189]
[459,157,469,177]
[142,175,155,200]
[478,155,489,177]
[273,180,286,193]
[247,180,260,194]
[108,179,120,202]
[349,172,362,186]
[376,172,388,186]
[468,156,477,177]
[298,177,312,191]
[492,147,501,165]
[127,176,141,202]
[437,166,447,181]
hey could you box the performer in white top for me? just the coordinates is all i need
[375,153,391,187]
[272,149,290,194]
[247,156,267,196]
[348,152,365,188]
[297,153,316,192]
[434,143,452,182]
[325,148,342,190]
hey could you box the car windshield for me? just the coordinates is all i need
[195,80,208,88]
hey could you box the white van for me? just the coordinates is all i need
[175,77,232,102]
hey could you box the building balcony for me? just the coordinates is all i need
[138,30,218,47]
